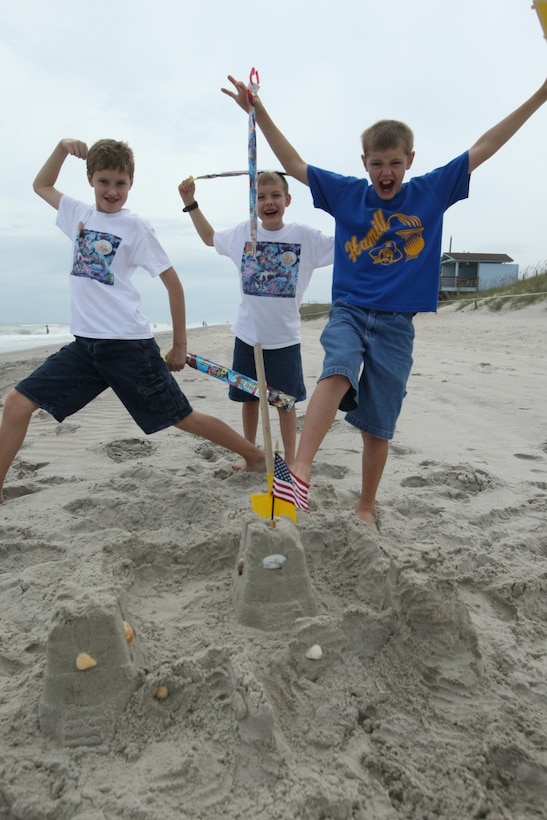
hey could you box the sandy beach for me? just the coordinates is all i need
[0,304,546,819]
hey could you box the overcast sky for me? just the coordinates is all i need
[1,0,546,326]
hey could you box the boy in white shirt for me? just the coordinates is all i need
[0,138,266,503]
[178,172,333,466]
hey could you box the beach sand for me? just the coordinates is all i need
[0,304,546,819]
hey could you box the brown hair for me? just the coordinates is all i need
[87,139,135,179]
[361,120,414,156]
[257,171,289,196]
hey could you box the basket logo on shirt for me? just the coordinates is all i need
[241,241,300,298]
[71,223,121,286]
[344,210,424,265]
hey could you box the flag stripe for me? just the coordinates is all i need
[291,471,310,511]
[272,454,310,512]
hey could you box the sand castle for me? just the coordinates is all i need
[39,591,144,747]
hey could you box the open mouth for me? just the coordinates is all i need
[379,180,394,193]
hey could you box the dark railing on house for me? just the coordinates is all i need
[439,253,517,300]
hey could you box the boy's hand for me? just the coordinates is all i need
[221,74,261,113]
[164,342,187,372]
[178,177,196,206]
[60,139,88,159]
[33,138,89,209]
[177,181,215,245]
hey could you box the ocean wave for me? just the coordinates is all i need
[0,323,206,354]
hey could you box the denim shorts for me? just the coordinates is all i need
[319,301,415,439]
[15,337,193,434]
[230,337,306,403]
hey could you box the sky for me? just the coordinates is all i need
[1,0,546,327]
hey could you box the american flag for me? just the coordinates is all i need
[273,453,310,512]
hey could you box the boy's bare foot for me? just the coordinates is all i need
[233,451,266,473]
[355,501,378,529]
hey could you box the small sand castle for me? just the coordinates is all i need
[39,591,144,747]
[231,517,318,631]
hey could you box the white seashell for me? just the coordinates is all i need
[232,692,248,720]
[263,553,287,570]
[305,644,323,661]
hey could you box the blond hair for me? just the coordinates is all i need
[257,171,289,196]
[87,139,135,180]
[361,120,414,156]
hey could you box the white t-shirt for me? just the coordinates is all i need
[213,221,334,349]
[56,195,172,339]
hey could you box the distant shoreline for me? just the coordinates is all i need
[0,322,228,359]
[0,324,228,366]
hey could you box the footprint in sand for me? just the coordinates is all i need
[389,442,415,457]
[11,459,49,478]
[2,485,38,500]
[3,459,49,499]
[104,438,157,463]
[401,463,500,495]
[313,462,349,479]
[54,422,80,435]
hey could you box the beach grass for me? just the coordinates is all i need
[300,266,547,319]
[451,269,547,311]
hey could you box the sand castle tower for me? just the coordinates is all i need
[39,591,144,747]
[231,517,317,631]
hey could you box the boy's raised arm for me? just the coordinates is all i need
[221,75,309,187]
[33,138,88,210]
[468,79,547,173]
[178,178,215,246]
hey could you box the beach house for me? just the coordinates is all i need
[439,252,518,300]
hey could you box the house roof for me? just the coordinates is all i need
[441,252,514,263]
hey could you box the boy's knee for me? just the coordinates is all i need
[174,409,196,432]
[4,389,38,419]
[322,373,352,392]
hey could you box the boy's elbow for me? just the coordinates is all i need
[33,183,56,205]
[287,160,309,186]
[199,229,215,247]
[261,145,307,181]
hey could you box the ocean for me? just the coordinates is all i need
[0,322,177,355]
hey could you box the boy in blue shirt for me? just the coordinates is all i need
[222,75,547,526]
[0,137,265,503]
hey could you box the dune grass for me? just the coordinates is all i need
[300,265,547,318]
[450,269,547,312]
[299,302,331,321]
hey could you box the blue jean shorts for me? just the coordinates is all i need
[229,337,306,403]
[319,301,415,439]
[15,337,193,434]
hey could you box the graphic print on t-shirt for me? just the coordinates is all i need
[241,241,301,298]
[344,210,424,265]
[71,222,121,286]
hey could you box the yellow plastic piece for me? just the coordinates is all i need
[532,1,547,39]
[251,472,297,522]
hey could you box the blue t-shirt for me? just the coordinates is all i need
[308,152,470,313]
